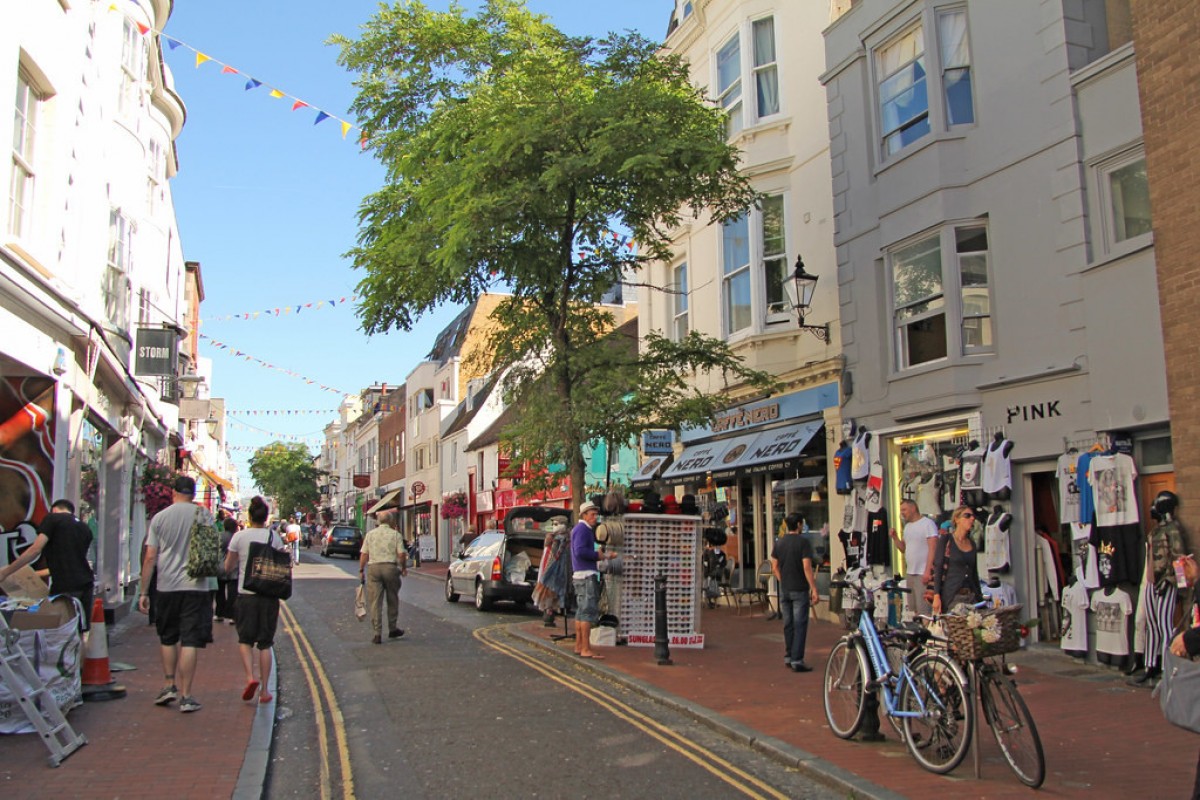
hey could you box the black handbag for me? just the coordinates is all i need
[243,529,293,600]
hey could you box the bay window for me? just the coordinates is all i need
[721,194,789,337]
[875,6,976,158]
[890,223,993,369]
[715,15,782,138]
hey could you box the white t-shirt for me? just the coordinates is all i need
[1060,581,1089,652]
[1088,453,1139,527]
[984,512,1012,572]
[1056,452,1082,524]
[902,516,938,576]
[227,527,290,595]
[1090,587,1132,656]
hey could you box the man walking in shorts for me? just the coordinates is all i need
[138,476,213,713]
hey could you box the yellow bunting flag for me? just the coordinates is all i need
[341,121,352,139]
[196,52,211,68]
[269,89,285,99]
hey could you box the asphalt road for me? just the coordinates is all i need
[264,549,842,800]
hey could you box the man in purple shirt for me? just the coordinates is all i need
[571,501,615,659]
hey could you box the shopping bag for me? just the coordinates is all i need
[1157,648,1200,734]
[354,581,367,621]
[242,529,293,600]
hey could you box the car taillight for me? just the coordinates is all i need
[491,557,503,581]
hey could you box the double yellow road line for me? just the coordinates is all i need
[279,602,355,800]
[474,625,791,800]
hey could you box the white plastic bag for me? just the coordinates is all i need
[354,583,367,621]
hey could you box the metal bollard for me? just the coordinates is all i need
[654,571,672,665]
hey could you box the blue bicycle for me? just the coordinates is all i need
[824,569,974,774]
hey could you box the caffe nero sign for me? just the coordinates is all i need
[134,328,177,377]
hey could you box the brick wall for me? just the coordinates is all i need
[1130,0,1200,546]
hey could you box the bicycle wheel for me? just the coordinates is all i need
[824,639,868,739]
[979,667,1045,788]
[899,652,973,774]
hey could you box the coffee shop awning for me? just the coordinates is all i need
[367,487,404,514]
[660,421,824,482]
[630,454,673,489]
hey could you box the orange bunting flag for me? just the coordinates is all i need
[195,53,212,68]
[292,100,309,111]
[221,65,238,75]
[269,89,284,99]
[136,22,150,35]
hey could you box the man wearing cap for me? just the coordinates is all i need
[570,501,616,659]
[138,476,215,713]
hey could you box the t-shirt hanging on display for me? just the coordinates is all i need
[1056,452,1082,524]
[1088,524,1141,587]
[865,507,890,568]
[1087,453,1139,527]
[1070,523,1100,589]
[1074,451,1097,525]
[838,529,863,569]
[851,431,871,480]
[1090,586,1132,657]
[1059,581,1089,653]
[982,439,1013,496]
[834,443,854,494]
[984,512,1012,572]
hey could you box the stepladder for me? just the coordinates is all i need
[0,609,87,766]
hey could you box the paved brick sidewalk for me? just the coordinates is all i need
[0,612,266,799]
[448,558,1193,800]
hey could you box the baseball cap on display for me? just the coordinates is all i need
[173,476,196,496]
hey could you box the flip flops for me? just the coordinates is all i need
[242,680,260,701]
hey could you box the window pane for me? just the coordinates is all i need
[879,61,928,133]
[959,253,988,286]
[722,215,749,275]
[761,196,787,314]
[753,18,779,118]
[944,67,974,125]
[756,66,779,118]
[892,234,942,307]
[896,296,945,321]
[878,26,928,154]
[955,227,987,253]
[717,37,741,96]
[962,316,992,348]
[1109,158,1152,241]
[726,270,752,333]
[753,18,776,67]
[962,286,990,316]
[903,313,947,366]
[673,264,688,314]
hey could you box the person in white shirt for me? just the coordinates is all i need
[890,499,938,618]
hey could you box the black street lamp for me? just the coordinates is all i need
[789,256,831,343]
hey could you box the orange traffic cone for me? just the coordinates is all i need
[81,599,111,685]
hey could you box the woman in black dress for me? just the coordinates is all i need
[932,506,983,614]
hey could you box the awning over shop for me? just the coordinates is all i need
[713,421,824,478]
[369,487,404,514]
[660,421,824,483]
[630,454,673,488]
[189,458,234,491]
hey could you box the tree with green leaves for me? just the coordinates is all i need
[248,443,322,520]
[335,0,776,510]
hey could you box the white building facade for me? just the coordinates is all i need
[1,0,194,613]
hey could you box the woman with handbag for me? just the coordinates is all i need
[932,506,984,616]
[224,496,291,704]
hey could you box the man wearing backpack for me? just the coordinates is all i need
[138,476,215,713]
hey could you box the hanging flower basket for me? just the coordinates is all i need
[441,492,468,519]
[140,461,179,519]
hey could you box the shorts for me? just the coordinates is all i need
[235,593,280,650]
[573,574,601,624]
[154,590,213,648]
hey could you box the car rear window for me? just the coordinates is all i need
[332,527,361,539]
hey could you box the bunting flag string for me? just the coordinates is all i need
[226,416,324,443]
[198,333,348,396]
[199,295,357,324]
[108,4,368,144]
[226,409,337,416]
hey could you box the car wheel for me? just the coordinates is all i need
[445,574,460,603]
[474,580,493,611]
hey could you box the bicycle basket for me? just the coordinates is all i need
[943,604,1023,661]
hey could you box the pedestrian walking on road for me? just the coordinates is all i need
[138,475,214,713]
[224,496,289,704]
[214,517,239,625]
[771,512,819,672]
[359,509,408,645]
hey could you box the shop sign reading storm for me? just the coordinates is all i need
[133,328,178,377]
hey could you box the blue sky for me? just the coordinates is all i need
[163,1,671,491]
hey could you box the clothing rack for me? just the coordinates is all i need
[1062,433,1108,453]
